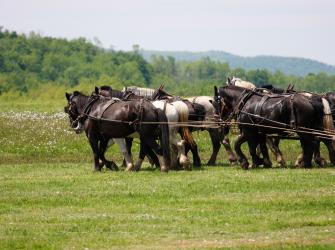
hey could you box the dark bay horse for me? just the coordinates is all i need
[260,85,335,166]
[65,91,171,172]
[214,85,325,169]
[95,86,193,170]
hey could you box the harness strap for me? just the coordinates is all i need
[254,95,269,116]
[289,94,296,128]
[227,89,254,121]
[97,99,118,119]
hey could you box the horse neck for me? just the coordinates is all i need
[76,95,90,114]
[222,87,248,107]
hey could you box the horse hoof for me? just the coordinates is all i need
[125,164,135,171]
[193,161,201,168]
[251,164,259,169]
[263,159,272,168]
[160,166,169,173]
[112,163,119,171]
[229,155,237,163]
[241,161,249,170]
[207,160,215,166]
[315,158,326,167]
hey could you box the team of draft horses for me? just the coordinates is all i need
[64,77,335,172]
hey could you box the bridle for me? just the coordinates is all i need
[66,94,100,129]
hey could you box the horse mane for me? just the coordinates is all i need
[151,84,174,100]
[123,86,155,97]
[100,85,112,91]
[71,91,89,112]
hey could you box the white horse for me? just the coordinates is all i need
[132,100,191,170]
[227,76,256,90]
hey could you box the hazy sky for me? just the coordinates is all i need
[1,0,335,65]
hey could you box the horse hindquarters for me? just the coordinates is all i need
[153,108,171,171]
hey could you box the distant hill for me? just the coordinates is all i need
[141,50,335,76]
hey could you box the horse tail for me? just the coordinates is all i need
[156,108,171,168]
[172,101,196,147]
[321,97,335,149]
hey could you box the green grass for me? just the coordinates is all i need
[0,107,335,249]
[0,164,334,249]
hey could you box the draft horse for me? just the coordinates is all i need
[65,91,171,172]
[214,85,324,169]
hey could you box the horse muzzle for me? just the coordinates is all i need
[71,120,84,134]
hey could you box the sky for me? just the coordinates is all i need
[1,0,335,65]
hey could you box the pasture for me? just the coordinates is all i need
[0,100,335,249]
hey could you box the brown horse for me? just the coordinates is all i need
[214,85,325,169]
[65,91,171,172]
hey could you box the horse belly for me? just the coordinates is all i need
[100,123,134,138]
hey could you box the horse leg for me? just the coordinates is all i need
[184,139,201,167]
[320,137,335,165]
[170,143,180,170]
[173,128,190,170]
[222,137,237,164]
[299,135,314,168]
[144,145,160,168]
[259,135,272,168]
[141,136,169,172]
[88,137,102,172]
[313,140,326,167]
[267,137,286,167]
[106,138,130,171]
[294,153,304,167]
[177,139,191,170]
[234,133,249,169]
[135,142,161,170]
[134,142,146,171]
[122,138,133,168]
[221,126,237,164]
[99,138,119,171]
[207,128,221,166]
[246,133,263,169]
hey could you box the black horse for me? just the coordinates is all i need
[261,85,335,166]
[95,85,161,169]
[326,91,335,121]
[214,85,325,169]
[65,91,171,172]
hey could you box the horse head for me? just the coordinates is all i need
[64,91,88,133]
[212,86,230,120]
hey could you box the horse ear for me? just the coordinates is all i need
[227,77,231,85]
[95,86,99,94]
[290,84,295,91]
[214,86,219,97]
[66,92,71,100]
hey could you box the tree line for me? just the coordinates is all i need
[0,27,334,97]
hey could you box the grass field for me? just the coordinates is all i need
[0,101,335,249]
